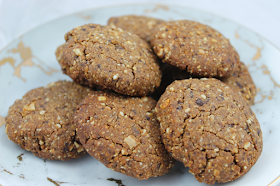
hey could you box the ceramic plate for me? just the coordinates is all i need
[0,4,280,186]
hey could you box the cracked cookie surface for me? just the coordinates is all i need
[74,91,174,180]
[5,81,92,161]
[221,62,256,105]
[108,15,165,43]
[155,78,262,184]
[151,20,239,77]
[57,23,161,96]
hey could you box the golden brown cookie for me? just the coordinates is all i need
[57,23,161,96]
[74,91,175,180]
[5,81,92,161]
[108,15,165,43]
[156,78,263,184]
[151,20,240,77]
[221,62,256,105]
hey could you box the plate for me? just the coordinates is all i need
[0,4,280,186]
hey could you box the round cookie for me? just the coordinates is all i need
[151,20,240,77]
[155,78,263,184]
[74,91,174,180]
[108,15,165,43]
[221,61,256,105]
[57,23,161,96]
[5,81,92,161]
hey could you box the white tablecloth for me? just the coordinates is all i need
[0,0,280,51]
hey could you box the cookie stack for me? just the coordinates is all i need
[5,15,262,184]
[149,19,262,184]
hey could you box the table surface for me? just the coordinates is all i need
[0,0,280,51]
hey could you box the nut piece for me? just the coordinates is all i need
[22,101,36,117]
[124,135,139,149]
[160,99,170,109]
[23,101,36,111]
[113,74,119,80]
[198,49,205,55]
[244,142,251,150]
[73,48,83,56]
[141,97,148,102]
[39,110,46,115]
[98,96,107,101]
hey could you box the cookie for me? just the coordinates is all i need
[221,62,256,105]
[151,20,240,77]
[151,63,191,100]
[5,81,92,161]
[108,15,165,43]
[55,44,65,63]
[57,23,161,96]
[74,91,174,180]
[155,78,263,184]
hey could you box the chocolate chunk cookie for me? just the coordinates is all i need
[156,78,263,184]
[74,91,174,180]
[151,20,240,77]
[5,81,92,161]
[108,15,165,43]
[151,63,191,100]
[57,23,161,96]
[221,62,256,105]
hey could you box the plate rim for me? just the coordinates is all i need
[0,2,280,54]
[0,3,280,186]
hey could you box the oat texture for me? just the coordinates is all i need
[5,81,92,161]
[57,23,161,96]
[221,62,256,105]
[151,20,240,77]
[74,91,174,180]
[156,78,263,184]
[108,15,165,43]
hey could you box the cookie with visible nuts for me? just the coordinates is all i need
[5,81,92,161]
[151,20,240,77]
[221,62,256,105]
[108,15,165,43]
[156,78,262,184]
[74,91,175,180]
[57,23,161,96]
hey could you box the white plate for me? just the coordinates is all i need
[0,4,280,186]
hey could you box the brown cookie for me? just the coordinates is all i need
[5,81,92,161]
[151,20,240,77]
[55,44,65,63]
[57,23,161,96]
[221,62,256,105]
[151,63,191,100]
[156,78,263,184]
[74,91,174,180]
[108,15,165,43]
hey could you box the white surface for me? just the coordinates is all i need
[0,4,280,186]
[0,0,280,51]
